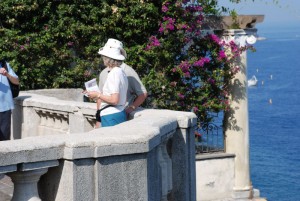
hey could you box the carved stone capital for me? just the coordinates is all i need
[222,29,259,47]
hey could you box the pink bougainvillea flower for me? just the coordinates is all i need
[145,36,161,50]
[208,78,215,84]
[158,24,164,33]
[209,34,220,44]
[194,57,210,67]
[67,41,74,47]
[162,5,168,12]
[184,71,191,78]
[178,93,185,99]
[218,50,226,60]
[179,61,191,72]
[193,106,199,112]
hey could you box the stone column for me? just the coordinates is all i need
[223,29,258,199]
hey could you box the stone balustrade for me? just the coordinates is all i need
[1,89,197,201]
[12,89,97,139]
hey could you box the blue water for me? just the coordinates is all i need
[247,24,300,201]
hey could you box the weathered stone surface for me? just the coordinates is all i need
[202,15,264,30]
[1,93,197,201]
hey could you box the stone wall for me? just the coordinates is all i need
[195,153,235,201]
[1,89,197,201]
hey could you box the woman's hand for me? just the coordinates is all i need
[86,91,100,99]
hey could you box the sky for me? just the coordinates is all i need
[218,0,300,28]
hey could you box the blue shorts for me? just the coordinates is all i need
[101,110,127,127]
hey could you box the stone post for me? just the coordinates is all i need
[223,28,258,199]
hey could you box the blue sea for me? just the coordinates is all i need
[247,24,300,201]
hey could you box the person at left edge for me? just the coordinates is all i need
[0,60,19,141]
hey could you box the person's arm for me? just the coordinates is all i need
[0,65,19,85]
[88,91,120,105]
[96,97,101,110]
[7,73,19,85]
[126,92,147,114]
[124,65,147,113]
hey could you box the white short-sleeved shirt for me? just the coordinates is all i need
[100,67,128,116]
[99,63,147,106]
[0,63,18,112]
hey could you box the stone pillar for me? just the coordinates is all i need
[223,29,258,199]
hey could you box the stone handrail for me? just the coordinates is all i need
[1,90,197,201]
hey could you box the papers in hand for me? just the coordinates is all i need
[84,78,100,96]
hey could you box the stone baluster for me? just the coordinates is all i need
[163,139,173,195]
[222,28,258,199]
[53,114,61,129]
[46,112,54,128]
[9,168,48,201]
[39,111,46,127]
[38,110,46,135]
[7,160,59,201]
[61,114,69,132]
[158,138,174,200]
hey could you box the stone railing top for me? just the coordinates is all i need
[16,90,95,114]
[22,88,85,102]
[0,107,197,168]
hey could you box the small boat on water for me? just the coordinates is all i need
[248,75,258,87]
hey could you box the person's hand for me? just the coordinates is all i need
[82,89,88,96]
[0,68,8,76]
[87,91,100,99]
[125,105,136,114]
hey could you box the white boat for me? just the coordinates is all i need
[248,75,258,87]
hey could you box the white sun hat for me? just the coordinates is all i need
[99,38,127,58]
[98,45,125,61]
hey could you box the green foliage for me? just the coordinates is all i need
[229,9,240,29]
[0,0,250,125]
[0,0,162,89]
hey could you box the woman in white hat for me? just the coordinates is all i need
[94,38,148,128]
[87,45,128,127]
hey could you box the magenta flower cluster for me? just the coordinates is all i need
[194,57,210,67]
[159,16,176,33]
[178,93,185,99]
[218,50,226,61]
[179,61,191,73]
[209,34,221,44]
[145,36,161,50]
[143,1,248,124]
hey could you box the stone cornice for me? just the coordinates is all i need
[202,15,264,30]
